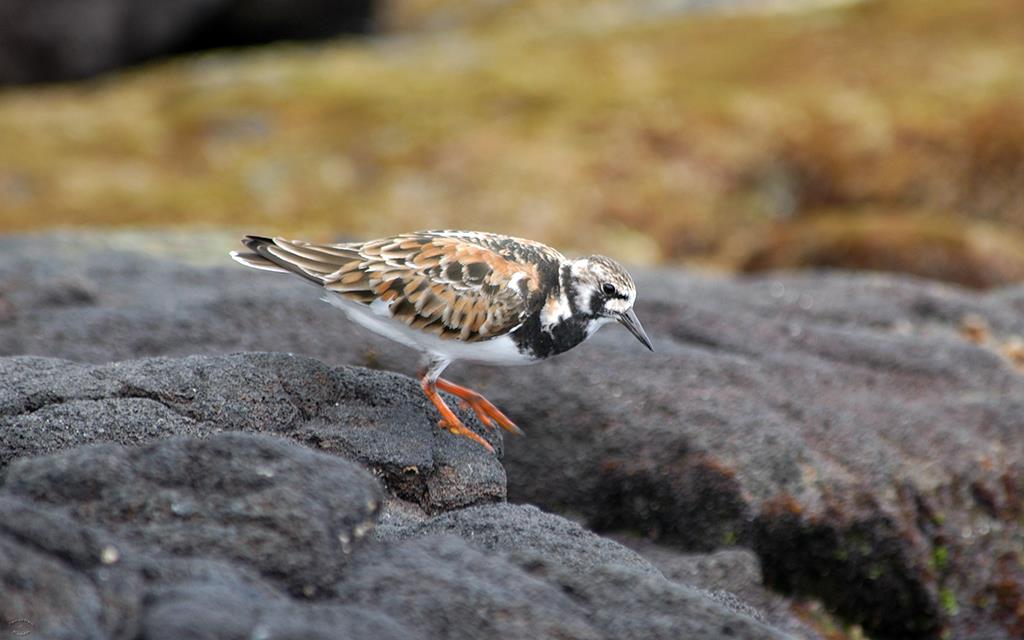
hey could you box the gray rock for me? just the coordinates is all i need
[139,578,411,640]
[336,534,604,640]
[4,231,1024,637]
[0,353,506,513]
[613,534,826,639]
[2,432,382,597]
[381,502,657,576]
[0,0,376,85]
[0,435,793,640]
[485,271,1024,639]
[0,496,114,640]
[0,494,414,640]
[125,544,416,640]
[380,503,793,639]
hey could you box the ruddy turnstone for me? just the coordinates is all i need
[230,230,652,452]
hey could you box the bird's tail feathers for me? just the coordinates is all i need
[230,235,361,285]
[229,249,290,274]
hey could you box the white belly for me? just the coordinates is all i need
[321,292,536,366]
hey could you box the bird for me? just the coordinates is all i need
[230,230,653,453]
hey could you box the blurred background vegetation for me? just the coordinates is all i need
[1,0,1022,288]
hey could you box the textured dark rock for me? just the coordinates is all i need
[0,0,376,85]
[4,231,1024,638]
[485,272,1024,639]
[137,575,411,640]
[382,502,652,570]
[0,437,794,640]
[0,352,506,513]
[339,530,789,640]
[0,494,414,640]
[337,534,604,640]
[0,496,116,640]
[613,534,827,639]
[376,503,788,639]
[3,432,382,596]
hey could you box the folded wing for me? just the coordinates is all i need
[231,232,548,342]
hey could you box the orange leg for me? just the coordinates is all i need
[435,378,524,436]
[420,377,495,453]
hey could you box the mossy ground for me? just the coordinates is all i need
[0,0,1022,285]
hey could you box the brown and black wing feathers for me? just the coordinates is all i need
[232,232,563,342]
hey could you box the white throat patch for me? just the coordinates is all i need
[586,316,614,336]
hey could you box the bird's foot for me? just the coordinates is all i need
[437,418,494,453]
[420,378,495,453]
[436,378,524,436]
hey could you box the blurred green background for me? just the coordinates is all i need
[1,0,1022,288]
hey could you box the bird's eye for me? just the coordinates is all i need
[602,283,617,296]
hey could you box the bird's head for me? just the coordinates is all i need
[569,255,653,351]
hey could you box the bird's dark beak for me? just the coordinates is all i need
[618,308,654,351]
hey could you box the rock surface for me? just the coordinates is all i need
[3,231,1024,638]
[0,352,506,513]
[3,432,382,597]
[611,534,826,639]
[0,466,408,640]
[490,272,1024,639]
[375,502,784,639]
[0,429,785,640]
[0,0,376,84]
